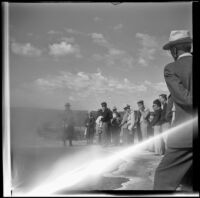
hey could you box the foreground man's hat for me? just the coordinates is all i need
[163,30,192,50]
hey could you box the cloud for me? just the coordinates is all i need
[136,33,159,67]
[31,70,147,99]
[144,80,168,92]
[114,24,123,30]
[60,37,75,43]
[49,41,82,58]
[90,33,111,48]
[93,48,135,70]
[11,42,42,57]
[64,28,87,36]
[48,30,63,35]
[94,17,102,21]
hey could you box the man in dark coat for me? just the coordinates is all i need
[159,94,171,151]
[154,30,194,191]
[150,99,164,155]
[99,102,113,146]
[62,103,75,146]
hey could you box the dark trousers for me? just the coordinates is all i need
[154,147,193,190]
[111,127,120,145]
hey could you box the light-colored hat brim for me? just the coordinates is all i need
[163,37,192,50]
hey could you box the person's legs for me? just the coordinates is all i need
[69,138,72,146]
[161,122,170,150]
[154,147,193,190]
[140,122,148,140]
[102,122,108,146]
[116,129,120,145]
[154,125,163,155]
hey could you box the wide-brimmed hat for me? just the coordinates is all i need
[163,30,192,50]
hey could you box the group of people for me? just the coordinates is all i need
[84,95,174,157]
[61,30,194,191]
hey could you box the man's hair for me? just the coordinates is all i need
[101,102,107,107]
[159,94,167,101]
[137,100,144,105]
[172,43,192,53]
[153,99,161,107]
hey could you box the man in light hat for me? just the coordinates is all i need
[154,30,194,191]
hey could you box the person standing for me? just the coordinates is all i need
[95,109,103,145]
[110,106,121,146]
[137,100,150,141]
[150,99,164,155]
[62,103,75,147]
[147,112,155,152]
[133,110,142,143]
[159,94,171,151]
[85,112,96,145]
[154,30,193,190]
[99,102,113,146]
[165,94,174,126]
[120,105,131,145]
[127,108,136,144]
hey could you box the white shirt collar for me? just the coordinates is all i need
[178,52,192,60]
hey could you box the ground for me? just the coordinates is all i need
[12,138,164,196]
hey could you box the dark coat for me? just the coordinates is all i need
[165,95,173,124]
[150,109,162,127]
[100,108,113,123]
[164,55,193,148]
[85,116,95,138]
[160,103,168,124]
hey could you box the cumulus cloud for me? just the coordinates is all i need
[136,33,159,67]
[48,30,63,35]
[93,48,135,70]
[94,17,102,21]
[90,33,111,48]
[64,28,87,36]
[49,41,82,58]
[114,24,123,30]
[32,70,147,98]
[11,42,42,57]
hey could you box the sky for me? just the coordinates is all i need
[8,2,192,111]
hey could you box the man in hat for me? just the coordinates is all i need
[154,30,194,190]
[110,106,121,145]
[150,99,164,155]
[120,104,131,145]
[85,111,96,145]
[62,102,75,146]
[137,100,150,142]
[99,102,113,146]
[159,94,171,151]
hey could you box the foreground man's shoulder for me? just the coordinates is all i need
[164,62,175,70]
